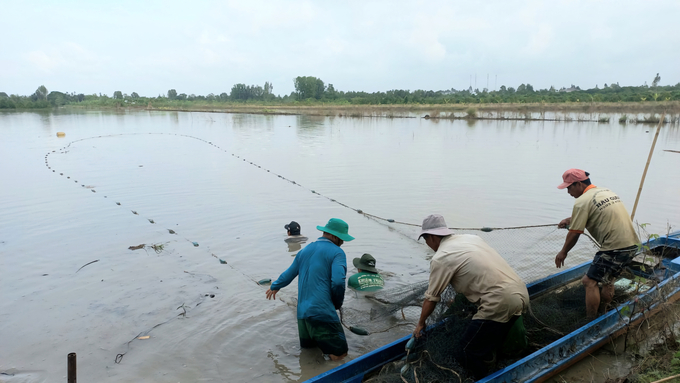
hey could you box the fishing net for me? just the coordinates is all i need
[435,225,600,284]
[339,226,663,383]
[363,274,646,383]
[341,225,599,335]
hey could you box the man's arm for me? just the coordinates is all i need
[413,299,437,338]
[555,231,581,268]
[330,253,347,309]
[266,257,300,300]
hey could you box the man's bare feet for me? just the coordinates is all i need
[329,353,347,361]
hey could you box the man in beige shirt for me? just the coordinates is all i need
[556,169,639,318]
[414,214,529,379]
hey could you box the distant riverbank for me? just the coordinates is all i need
[59,101,680,124]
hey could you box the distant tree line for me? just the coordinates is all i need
[2,73,679,109]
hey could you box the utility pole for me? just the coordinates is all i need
[487,74,489,91]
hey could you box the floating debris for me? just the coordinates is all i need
[219,259,227,264]
[150,243,164,253]
[349,326,369,336]
[91,189,96,193]
[192,242,199,247]
[357,209,363,213]
[137,336,150,340]
[387,219,395,222]
[76,259,100,273]
[128,244,145,250]
[481,227,493,232]
[148,219,155,224]
[132,210,138,215]
[116,202,121,205]
[258,278,272,285]
[168,229,176,234]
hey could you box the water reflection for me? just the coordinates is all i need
[296,115,326,137]
[1,110,679,383]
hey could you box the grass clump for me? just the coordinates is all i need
[465,107,477,119]
[598,115,611,123]
[619,114,628,123]
[623,344,680,383]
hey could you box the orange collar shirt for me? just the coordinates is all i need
[569,185,639,251]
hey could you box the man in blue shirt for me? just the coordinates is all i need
[266,218,355,360]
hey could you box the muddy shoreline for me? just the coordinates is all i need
[54,101,680,121]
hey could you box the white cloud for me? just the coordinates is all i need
[1,0,678,95]
[24,43,106,74]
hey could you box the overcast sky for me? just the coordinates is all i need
[2,0,679,97]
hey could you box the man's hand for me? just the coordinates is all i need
[413,323,426,338]
[265,288,279,300]
[558,217,572,229]
[555,251,568,268]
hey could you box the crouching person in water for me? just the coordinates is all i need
[413,214,529,380]
[348,253,384,292]
[266,218,355,361]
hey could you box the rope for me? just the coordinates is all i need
[45,132,563,233]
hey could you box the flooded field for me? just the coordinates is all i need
[1,110,679,382]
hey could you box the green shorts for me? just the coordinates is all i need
[297,318,348,356]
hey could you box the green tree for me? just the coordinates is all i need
[31,85,48,101]
[130,92,139,98]
[294,76,325,99]
[652,73,661,87]
[167,89,177,99]
[326,83,337,99]
[113,91,123,100]
[231,84,249,100]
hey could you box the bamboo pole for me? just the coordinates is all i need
[67,353,76,383]
[650,373,680,383]
[631,113,665,221]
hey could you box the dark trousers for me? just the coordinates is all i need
[457,317,518,380]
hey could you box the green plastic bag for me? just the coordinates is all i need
[502,315,528,356]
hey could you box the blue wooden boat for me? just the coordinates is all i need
[307,231,680,383]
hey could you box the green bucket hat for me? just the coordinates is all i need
[353,253,377,273]
[317,218,355,242]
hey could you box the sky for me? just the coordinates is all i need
[2,0,679,97]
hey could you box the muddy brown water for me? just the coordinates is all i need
[1,110,678,382]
